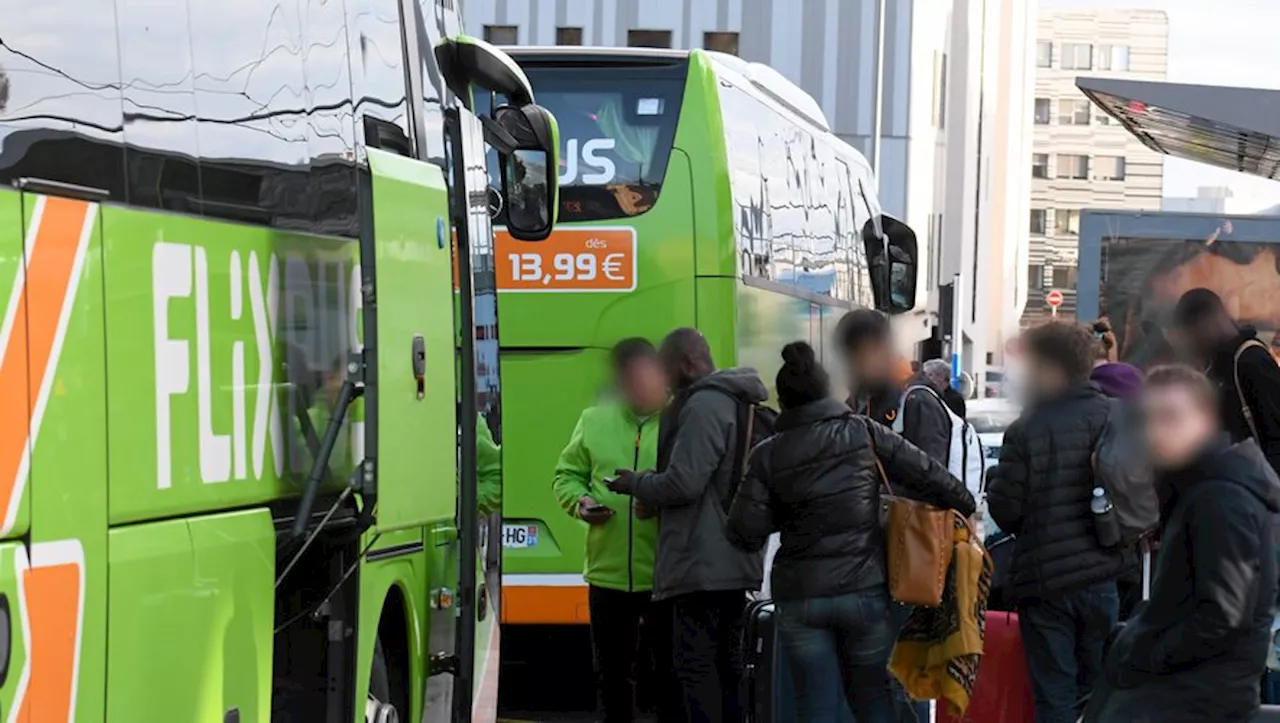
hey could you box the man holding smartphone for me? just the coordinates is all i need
[553,338,676,722]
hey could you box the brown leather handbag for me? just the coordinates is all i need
[873,456,955,607]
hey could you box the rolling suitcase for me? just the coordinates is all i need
[936,611,1034,723]
[741,600,855,723]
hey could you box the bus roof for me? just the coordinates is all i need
[501,45,689,64]
[502,46,830,132]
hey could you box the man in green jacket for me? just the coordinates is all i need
[553,338,676,722]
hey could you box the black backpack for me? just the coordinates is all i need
[1092,399,1160,546]
[707,388,778,513]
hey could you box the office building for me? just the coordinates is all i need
[1024,8,1169,325]
[942,0,1036,375]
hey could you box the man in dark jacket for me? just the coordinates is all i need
[838,309,952,467]
[924,358,967,418]
[1174,288,1280,475]
[987,322,1128,723]
[1085,365,1280,722]
[606,328,766,723]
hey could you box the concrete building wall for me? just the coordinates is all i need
[977,0,1036,370]
[1025,8,1169,324]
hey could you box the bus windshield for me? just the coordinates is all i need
[520,63,686,222]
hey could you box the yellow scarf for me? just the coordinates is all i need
[889,520,993,718]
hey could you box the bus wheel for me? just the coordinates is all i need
[367,636,402,723]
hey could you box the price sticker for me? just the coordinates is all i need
[496,227,636,293]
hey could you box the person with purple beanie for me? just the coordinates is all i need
[1090,319,1148,622]
[1090,319,1144,400]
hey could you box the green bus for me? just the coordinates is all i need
[0,1,558,721]
[491,48,918,637]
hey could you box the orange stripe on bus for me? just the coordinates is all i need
[501,585,590,625]
[18,559,83,722]
[0,196,93,535]
[11,541,85,723]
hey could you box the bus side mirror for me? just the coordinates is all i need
[863,214,919,313]
[495,104,559,241]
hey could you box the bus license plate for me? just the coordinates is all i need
[502,524,539,548]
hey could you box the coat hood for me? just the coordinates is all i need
[1168,438,1280,514]
[1222,440,1280,514]
[690,367,770,404]
[1090,362,1144,399]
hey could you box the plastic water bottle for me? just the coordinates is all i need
[1091,487,1121,548]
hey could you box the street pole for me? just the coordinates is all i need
[871,0,887,178]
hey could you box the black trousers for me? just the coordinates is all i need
[589,585,681,723]
[671,589,748,723]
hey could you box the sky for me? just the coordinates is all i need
[1042,0,1280,212]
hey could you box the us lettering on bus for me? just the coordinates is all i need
[559,138,617,185]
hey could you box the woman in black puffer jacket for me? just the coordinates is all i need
[728,342,975,723]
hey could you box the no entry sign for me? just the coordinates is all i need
[1046,289,1064,308]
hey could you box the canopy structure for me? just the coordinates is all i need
[1077,76,1280,180]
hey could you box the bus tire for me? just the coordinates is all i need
[368,636,404,723]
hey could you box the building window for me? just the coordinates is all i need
[1030,209,1047,235]
[704,31,739,54]
[1098,44,1130,72]
[1061,43,1093,70]
[1036,41,1053,68]
[1096,114,1113,125]
[1055,209,1081,235]
[1056,154,1089,180]
[1032,153,1049,179]
[1058,99,1091,125]
[1034,98,1051,125]
[556,26,583,45]
[1028,264,1045,290]
[628,29,672,48]
[1052,265,1078,289]
[484,25,518,44]
[1095,155,1126,181]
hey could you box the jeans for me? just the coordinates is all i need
[672,589,749,723]
[1264,670,1280,705]
[589,585,681,723]
[890,603,930,723]
[1019,582,1119,723]
[777,589,897,723]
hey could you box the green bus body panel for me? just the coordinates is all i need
[499,349,610,578]
[366,148,457,532]
[0,544,28,713]
[1,191,30,539]
[683,52,738,279]
[104,204,361,524]
[357,526,431,723]
[106,509,275,720]
[23,192,110,721]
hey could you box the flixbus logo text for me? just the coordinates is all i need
[151,241,361,489]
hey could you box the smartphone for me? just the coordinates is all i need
[583,501,614,517]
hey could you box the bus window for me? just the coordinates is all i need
[518,64,686,222]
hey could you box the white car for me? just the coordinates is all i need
[967,398,1019,538]
[968,398,1020,463]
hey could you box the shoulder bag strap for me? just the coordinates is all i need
[1234,339,1271,442]
[855,413,895,497]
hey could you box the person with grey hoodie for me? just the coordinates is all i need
[607,327,767,723]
